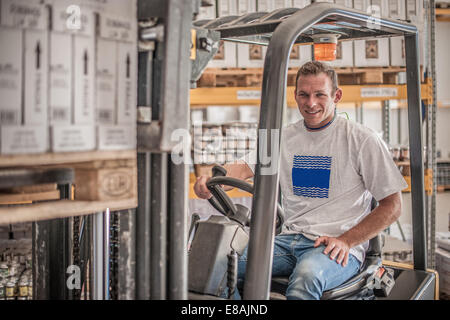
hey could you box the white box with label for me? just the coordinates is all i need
[0,27,22,126]
[0,0,47,30]
[327,40,354,67]
[197,2,216,20]
[354,38,389,67]
[97,125,136,151]
[49,32,72,125]
[73,35,95,125]
[406,0,423,28]
[98,13,136,42]
[117,41,137,125]
[44,0,137,20]
[390,36,405,67]
[96,39,117,125]
[1,125,48,154]
[369,0,389,18]
[24,29,48,125]
[257,0,275,12]
[388,0,406,20]
[273,0,292,8]
[50,124,96,152]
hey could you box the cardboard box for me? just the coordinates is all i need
[354,38,390,67]
[257,0,275,12]
[207,41,237,68]
[334,0,353,8]
[292,0,312,8]
[73,35,95,125]
[50,124,96,152]
[218,0,238,16]
[274,0,292,8]
[197,2,216,20]
[0,0,47,30]
[98,13,136,42]
[388,0,406,20]
[406,0,423,28]
[49,32,72,125]
[390,36,405,67]
[117,41,137,125]
[96,39,117,125]
[1,125,48,154]
[352,0,370,11]
[0,27,22,126]
[237,43,267,68]
[327,40,353,67]
[237,0,257,14]
[24,29,48,125]
[97,125,136,150]
[370,0,389,18]
[288,44,313,68]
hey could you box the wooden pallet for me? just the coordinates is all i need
[437,2,450,9]
[197,67,408,88]
[437,185,450,192]
[0,150,138,225]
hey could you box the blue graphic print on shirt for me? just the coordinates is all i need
[292,155,332,198]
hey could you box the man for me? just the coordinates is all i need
[193,61,407,300]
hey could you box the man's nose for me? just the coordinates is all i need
[305,95,317,108]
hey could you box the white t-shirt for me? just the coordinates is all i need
[245,116,407,263]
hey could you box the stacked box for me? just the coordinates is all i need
[207,0,238,68]
[334,0,353,7]
[49,4,97,152]
[0,0,49,155]
[292,0,312,8]
[332,1,354,68]
[97,13,137,150]
[196,0,217,20]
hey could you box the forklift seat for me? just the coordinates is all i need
[270,234,384,300]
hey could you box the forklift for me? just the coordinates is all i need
[185,2,437,300]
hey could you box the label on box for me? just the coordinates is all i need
[51,4,95,36]
[1,0,47,30]
[50,125,96,152]
[117,42,137,125]
[24,29,48,125]
[0,27,22,125]
[237,90,261,100]
[97,125,136,150]
[1,125,48,154]
[361,87,398,98]
[45,0,137,20]
[98,13,136,42]
[96,39,117,125]
[73,35,95,124]
[49,32,72,124]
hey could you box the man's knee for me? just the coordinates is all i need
[286,260,325,300]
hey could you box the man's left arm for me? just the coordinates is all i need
[314,191,402,267]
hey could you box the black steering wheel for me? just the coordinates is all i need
[206,166,285,235]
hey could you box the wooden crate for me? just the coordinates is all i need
[402,168,433,195]
[0,150,138,225]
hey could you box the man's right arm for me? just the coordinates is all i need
[193,160,254,199]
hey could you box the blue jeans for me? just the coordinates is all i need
[236,234,361,300]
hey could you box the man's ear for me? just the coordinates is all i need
[334,88,343,104]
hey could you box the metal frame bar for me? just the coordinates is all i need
[240,3,425,299]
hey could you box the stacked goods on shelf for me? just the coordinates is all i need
[437,162,450,192]
[0,236,32,300]
[0,0,49,154]
[192,122,257,170]
[0,0,138,154]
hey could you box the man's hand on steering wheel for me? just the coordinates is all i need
[194,175,212,199]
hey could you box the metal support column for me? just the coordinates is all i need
[92,210,110,300]
[405,33,427,271]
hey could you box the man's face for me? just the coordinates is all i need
[294,73,342,129]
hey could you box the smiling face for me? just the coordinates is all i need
[294,72,342,130]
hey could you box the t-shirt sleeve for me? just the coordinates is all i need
[357,133,408,201]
